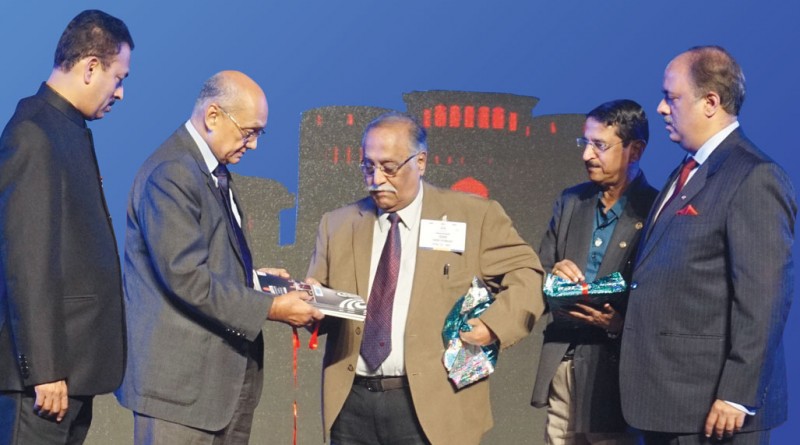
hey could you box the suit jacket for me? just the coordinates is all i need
[116,125,272,431]
[620,129,796,433]
[0,84,124,395]
[531,173,657,433]
[307,182,544,445]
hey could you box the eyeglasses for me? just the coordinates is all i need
[216,105,266,144]
[360,152,421,177]
[576,137,624,153]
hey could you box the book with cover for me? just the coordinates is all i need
[257,273,367,321]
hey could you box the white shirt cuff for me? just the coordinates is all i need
[724,401,756,416]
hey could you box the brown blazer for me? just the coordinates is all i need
[307,182,544,445]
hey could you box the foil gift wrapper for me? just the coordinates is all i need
[543,271,627,327]
[442,277,498,389]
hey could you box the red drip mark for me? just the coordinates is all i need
[492,107,505,129]
[434,104,447,127]
[449,105,461,128]
[526,126,531,137]
[333,146,339,164]
[447,156,453,165]
[478,106,490,129]
[347,114,354,126]
[550,121,557,134]
[434,155,440,165]
[423,109,432,128]
[463,106,475,128]
[316,114,323,126]
[508,112,518,132]
[451,176,489,198]
[346,146,352,164]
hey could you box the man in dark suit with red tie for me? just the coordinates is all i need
[0,10,133,444]
[620,46,796,445]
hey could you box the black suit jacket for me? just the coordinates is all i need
[0,84,125,395]
[531,173,657,432]
[620,129,796,432]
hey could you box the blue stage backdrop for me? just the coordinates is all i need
[2,2,797,444]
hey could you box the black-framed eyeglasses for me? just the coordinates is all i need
[216,105,266,144]
[360,152,421,177]
[576,137,624,153]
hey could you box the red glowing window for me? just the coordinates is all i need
[333,146,339,164]
[550,121,557,134]
[508,112,518,132]
[346,114,354,126]
[423,109,432,128]
[492,107,505,130]
[316,114,323,126]
[478,106,490,129]
[434,104,447,127]
[464,106,475,128]
[526,126,531,137]
[346,146,352,164]
[449,105,461,128]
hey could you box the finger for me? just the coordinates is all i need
[723,413,737,437]
[704,410,717,437]
[573,303,601,316]
[304,277,321,286]
[713,414,726,439]
[56,394,69,422]
[602,303,617,314]
[734,413,745,432]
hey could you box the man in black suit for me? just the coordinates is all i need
[620,46,796,445]
[531,100,657,445]
[0,10,134,445]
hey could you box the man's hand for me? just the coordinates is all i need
[34,379,68,422]
[267,290,324,327]
[551,259,584,283]
[257,267,290,278]
[567,303,623,333]
[459,318,497,346]
[705,399,746,440]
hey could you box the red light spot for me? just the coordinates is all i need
[447,156,453,165]
[492,107,505,129]
[434,104,447,127]
[316,114,323,126]
[459,157,464,165]
[449,105,461,128]
[478,106,490,129]
[526,126,530,137]
[346,146,352,164]
[347,114,354,126]
[464,106,475,128]
[423,109,431,128]
[550,122,557,134]
[451,177,489,198]
[434,155,440,165]
[333,146,339,164]
[508,112,518,132]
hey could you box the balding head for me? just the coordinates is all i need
[191,71,268,164]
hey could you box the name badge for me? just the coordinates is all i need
[419,219,466,252]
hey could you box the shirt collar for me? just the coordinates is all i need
[185,120,220,174]
[692,121,739,165]
[38,83,87,129]
[378,182,424,232]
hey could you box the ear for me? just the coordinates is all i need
[82,56,101,85]
[417,151,427,176]
[204,104,220,132]
[628,140,645,163]
[702,91,722,118]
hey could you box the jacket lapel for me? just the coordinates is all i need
[353,199,377,299]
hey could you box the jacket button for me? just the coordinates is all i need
[355,327,361,335]
[630,282,638,289]
[347,364,354,372]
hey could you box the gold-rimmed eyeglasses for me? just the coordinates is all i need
[216,105,266,144]
[359,152,421,177]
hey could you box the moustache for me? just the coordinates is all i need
[366,184,398,194]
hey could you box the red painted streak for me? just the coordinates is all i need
[492,107,505,129]
[346,146,352,164]
[478,106,490,129]
[423,109,432,128]
[550,121,557,134]
[434,104,447,127]
[463,106,475,128]
[347,114,354,126]
[508,112,518,132]
[449,105,461,128]
[333,146,339,164]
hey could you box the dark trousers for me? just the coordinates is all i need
[133,352,263,445]
[0,390,93,445]
[642,430,770,445]
[331,381,429,445]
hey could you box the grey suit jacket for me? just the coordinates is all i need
[0,84,124,395]
[620,129,796,433]
[531,173,657,433]
[307,182,545,445]
[116,125,273,430]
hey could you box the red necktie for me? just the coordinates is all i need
[360,213,401,371]
[661,157,698,212]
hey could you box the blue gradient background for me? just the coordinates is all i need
[2,1,797,442]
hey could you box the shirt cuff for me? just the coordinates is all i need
[724,401,756,416]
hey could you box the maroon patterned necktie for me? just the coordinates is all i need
[661,157,698,212]
[360,212,402,371]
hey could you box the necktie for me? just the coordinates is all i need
[360,213,402,371]
[661,157,698,212]
[213,164,254,287]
